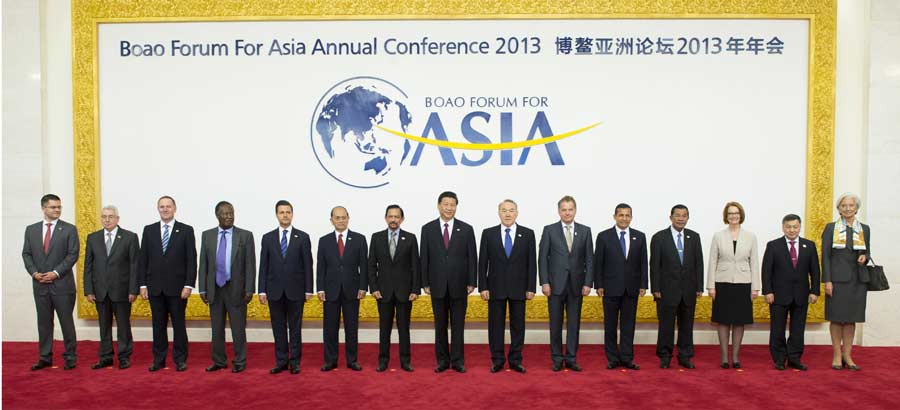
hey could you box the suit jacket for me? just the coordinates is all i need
[317,230,367,301]
[538,221,593,296]
[368,229,421,302]
[650,227,704,306]
[420,218,477,299]
[258,227,314,301]
[198,226,256,305]
[594,226,648,297]
[138,221,197,297]
[762,236,821,305]
[478,225,537,300]
[22,220,80,296]
[83,226,139,301]
[821,222,871,283]
[706,228,761,290]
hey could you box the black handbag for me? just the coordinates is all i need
[865,256,889,291]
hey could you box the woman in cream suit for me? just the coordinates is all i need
[707,202,760,369]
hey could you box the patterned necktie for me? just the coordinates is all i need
[564,225,573,252]
[338,233,345,258]
[390,231,397,259]
[43,223,52,254]
[790,240,798,268]
[162,224,170,254]
[280,230,288,258]
[504,228,513,257]
[619,231,627,257]
[677,232,684,264]
[216,231,228,287]
[105,232,112,256]
[442,223,450,249]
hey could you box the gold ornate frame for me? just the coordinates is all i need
[72,0,835,323]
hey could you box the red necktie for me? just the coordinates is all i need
[43,223,52,254]
[442,223,449,249]
[338,233,345,258]
[789,240,798,269]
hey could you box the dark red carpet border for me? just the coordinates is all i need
[3,341,898,409]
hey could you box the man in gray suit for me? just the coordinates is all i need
[538,195,593,372]
[83,205,139,370]
[198,201,256,373]
[22,194,80,370]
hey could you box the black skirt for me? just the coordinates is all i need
[711,282,753,325]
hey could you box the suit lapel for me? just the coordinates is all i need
[47,223,64,254]
[391,230,404,262]
[230,229,239,267]
[105,229,122,261]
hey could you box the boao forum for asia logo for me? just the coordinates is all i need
[310,76,600,189]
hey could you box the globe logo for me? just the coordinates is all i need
[310,76,414,188]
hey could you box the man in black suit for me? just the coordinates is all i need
[139,195,197,372]
[368,204,420,372]
[538,195,593,372]
[762,214,820,371]
[650,204,704,369]
[421,191,477,373]
[198,201,256,373]
[22,194,80,370]
[83,205,139,370]
[479,199,536,373]
[317,206,368,371]
[258,200,314,374]
[594,203,647,370]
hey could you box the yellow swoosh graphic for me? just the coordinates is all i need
[375,122,602,151]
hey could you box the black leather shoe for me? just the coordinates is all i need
[720,362,730,369]
[290,364,300,374]
[205,364,227,372]
[788,361,808,371]
[270,363,288,374]
[510,363,526,373]
[774,363,786,371]
[376,363,388,372]
[118,360,130,370]
[678,359,695,369]
[434,364,449,373]
[733,362,741,369]
[552,362,563,372]
[606,362,620,370]
[400,363,413,372]
[31,360,52,371]
[347,362,363,371]
[64,361,77,370]
[231,365,245,373]
[660,361,671,369]
[175,362,187,372]
[622,362,640,370]
[92,359,114,370]
[321,363,337,372]
[451,364,466,373]
[490,364,504,373]
[565,362,582,372]
[148,363,164,372]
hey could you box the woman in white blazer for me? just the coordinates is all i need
[707,202,760,369]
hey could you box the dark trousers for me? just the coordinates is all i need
[34,293,77,363]
[602,295,638,364]
[549,290,583,365]
[209,283,248,367]
[268,296,304,366]
[431,296,467,366]
[149,294,188,366]
[323,290,359,366]
[95,295,133,361]
[769,301,808,364]
[377,298,412,366]
[656,299,696,360]
[488,298,525,366]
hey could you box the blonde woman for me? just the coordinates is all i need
[707,202,760,369]
[822,193,870,371]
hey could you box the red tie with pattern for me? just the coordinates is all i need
[43,223,52,254]
[338,233,345,258]
[790,240,798,269]
[442,223,449,249]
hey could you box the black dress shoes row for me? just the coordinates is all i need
[621,362,639,370]
[91,359,114,370]
[320,363,337,372]
[450,364,466,373]
[434,363,449,373]
[788,361,808,371]
[231,364,245,373]
[565,362,582,372]
[118,360,130,369]
[490,363,504,373]
[270,363,288,374]
[347,362,363,371]
[205,363,227,372]
[31,360,52,371]
[509,363,526,373]
[175,362,187,372]
[148,363,164,372]
[678,359,696,369]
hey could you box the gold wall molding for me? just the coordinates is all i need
[72,0,836,324]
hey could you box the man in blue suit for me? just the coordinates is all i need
[317,206,368,371]
[259,200,314,374]
[594,203,648,370]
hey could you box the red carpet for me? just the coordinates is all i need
[3,341,898,409]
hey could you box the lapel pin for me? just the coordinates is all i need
[517,234,522,238]
[456,228,461,232]
[802,244,807,248]
[294,235,298,238]
[117,236,122,239]
[348,236,352,240]
[632,237,637,240]
[175,230,180,233]
[401,237,406,240]
[687,235,691,239]
[574,232,578,236]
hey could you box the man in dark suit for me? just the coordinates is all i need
[83,205,139,370]
[594,203,647,370]
[650,204,704,369]
[479,199,536,373]
[368,204,420,372]
[139,195,197,372]
[420,191,477,373]
[198,201,256,373]
[317,206,368,371]
[762,214,820,371]
[538,195,593,372]
[22,194,80,370]
[258,200,314,374]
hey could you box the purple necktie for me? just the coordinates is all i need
[216,231,228,287]
[442,223,450,249]
[790,240,798,269]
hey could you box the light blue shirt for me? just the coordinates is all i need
[388,228,400,242]
[217,227,233,278]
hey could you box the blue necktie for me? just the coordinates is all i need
[280,229,288,258]
[504,228,513,257]
[619,231,627,257]
[216,231,228,287]
[676,232,684,264]
[162,224,170,254]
